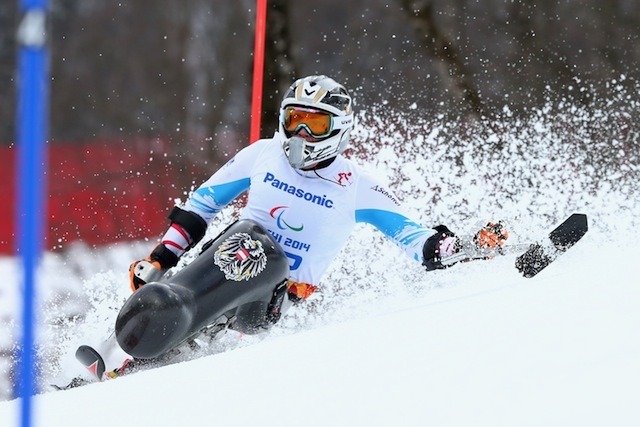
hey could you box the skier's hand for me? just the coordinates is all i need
[423,225,462,270]
[129,258,163,292]
[438,235,461,258]
[128,243,178,291]
[473,221,509,249]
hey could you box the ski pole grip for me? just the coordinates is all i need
[133,260,164,284]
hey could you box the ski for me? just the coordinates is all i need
[441,242,533,266]
[50,376,92,391]
[75,345,106,381]
[515,213,588,278]
[49,346,107,390]
[440,213,588,277]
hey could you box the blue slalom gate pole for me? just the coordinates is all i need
[16,0,49,426]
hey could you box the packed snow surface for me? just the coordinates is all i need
[1,235,639,426]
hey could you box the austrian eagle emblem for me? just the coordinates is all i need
[213,233,267,281]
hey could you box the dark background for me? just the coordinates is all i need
[2,1,638,148]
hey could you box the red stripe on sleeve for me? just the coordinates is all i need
[171,223,191,243]
[162,239,185,251]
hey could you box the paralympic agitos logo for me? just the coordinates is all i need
[269,206,303,231]
[263,172,334,208]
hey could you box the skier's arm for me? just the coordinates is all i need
[354,203,457,270]
[354,173,438,265]
[354,174,507,271]
[129,141,267,291]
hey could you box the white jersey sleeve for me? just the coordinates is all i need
[354,172,435,262]
[183,140,271,222]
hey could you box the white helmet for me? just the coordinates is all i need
[279,75,354,169]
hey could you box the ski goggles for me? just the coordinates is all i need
[283,106,334,138]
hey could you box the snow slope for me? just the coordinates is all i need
[1,227,639,427]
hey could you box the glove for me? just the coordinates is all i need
[128,243,180,292]
[473,221,509,249]
[423,225,462,271]
[438,235,461,258]
[128,258,164,292]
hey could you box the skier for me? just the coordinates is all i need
[64,76,594,390]
[129,74,508,311]
[65,75,509,385]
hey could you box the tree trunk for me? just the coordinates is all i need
[400,0,488,119]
